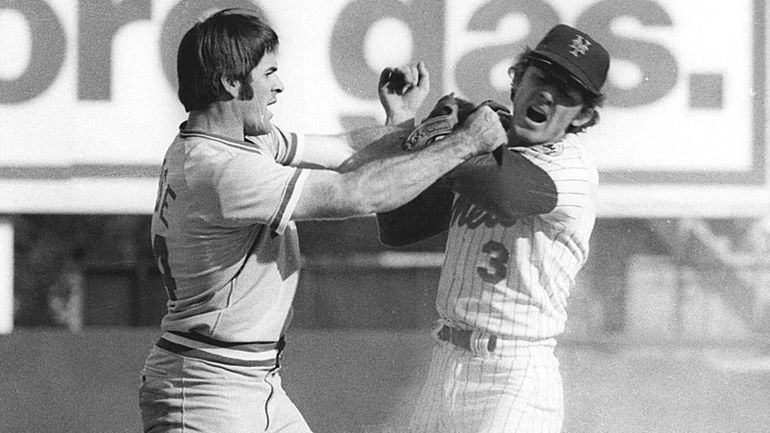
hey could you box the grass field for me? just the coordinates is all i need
[1,329,768,433]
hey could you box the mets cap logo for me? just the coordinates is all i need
[568,35,591,57]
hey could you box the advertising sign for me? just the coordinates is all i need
[0,0,766,216]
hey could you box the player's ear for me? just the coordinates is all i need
[570,106,594,129]
[220,75,240,98]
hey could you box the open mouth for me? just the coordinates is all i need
[526,106,548,124]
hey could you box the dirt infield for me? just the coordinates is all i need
[1,329,768,433]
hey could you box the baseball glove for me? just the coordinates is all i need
[403,94,509,151]
[403,93,470,151]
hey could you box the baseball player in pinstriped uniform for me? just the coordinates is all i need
[138,8,507,433]
[377,25,610,432]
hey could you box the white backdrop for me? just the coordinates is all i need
[0,0,767,216]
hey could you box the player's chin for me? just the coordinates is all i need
[246,121,272,136]
[513,125,546,146]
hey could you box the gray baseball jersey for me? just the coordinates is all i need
[151,124,308,343]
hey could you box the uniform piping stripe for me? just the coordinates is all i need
[156,338,279,367]
[282,169,308,227]
[285,132,299,163]
[180,130,263,154]
[166,330,280,352]
[270,168,306,234]
[162,332,280,360]
[273,126,300,164]
[292,133,305,165]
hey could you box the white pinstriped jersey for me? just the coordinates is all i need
[436,134,597,340]
[150,124,308,343]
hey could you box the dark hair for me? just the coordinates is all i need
[177,8,278,112]
[510,48,605,134]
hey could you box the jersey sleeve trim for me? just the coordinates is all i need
[182,130,262,154]
[269,168,308,235]
[273,125,303,165]
[291,132,305,165]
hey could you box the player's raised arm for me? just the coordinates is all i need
[378,61,430,127]
[296,62,430,170]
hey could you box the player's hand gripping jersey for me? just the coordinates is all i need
[378,134,598,340]
[151,124,308,343]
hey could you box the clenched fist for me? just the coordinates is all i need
[378,61,430,126]
[455,105,508,156]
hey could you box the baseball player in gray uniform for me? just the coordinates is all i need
[377,24,610,433]
[138,8,507,433]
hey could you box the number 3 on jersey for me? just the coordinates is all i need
[476,241,509,283]
[153,235,177,301]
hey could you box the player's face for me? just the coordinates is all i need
[242,50,284,136]
[508,65,589,146]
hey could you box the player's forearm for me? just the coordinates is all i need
[339,124,413,152]
[384,108,418,128]
[341,129,479,214]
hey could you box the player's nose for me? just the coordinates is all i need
[536,89,554,105]
[272,76,284,94]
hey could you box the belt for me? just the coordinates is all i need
[437,325,558,357]
[438,325,497,353]
[156,330,285,368]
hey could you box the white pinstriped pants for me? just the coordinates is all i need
[406,330,563,433]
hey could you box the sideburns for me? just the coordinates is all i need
[237,80,254,101]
